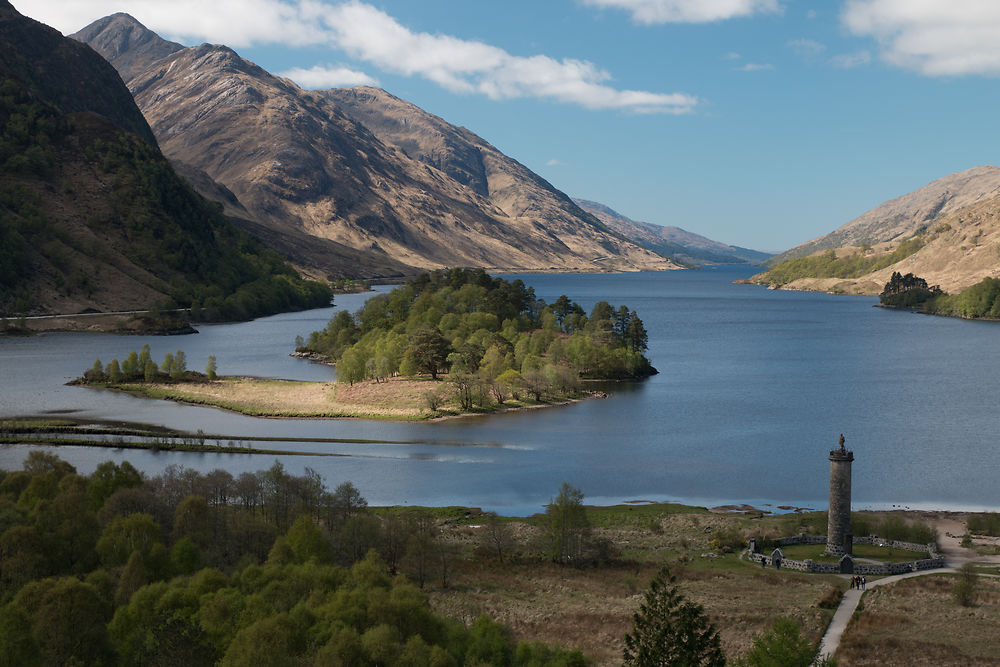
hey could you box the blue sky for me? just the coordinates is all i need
[20,0,1000,251]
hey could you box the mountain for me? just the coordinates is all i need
[748,166,1000,295]
[0,1,331,319]
[572,198,772,266]
[73,16,677,275]
[0,4,154,145]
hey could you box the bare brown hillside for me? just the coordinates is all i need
[74,16,677,275]
[750,166,1000,296]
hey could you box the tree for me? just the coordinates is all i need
[407,326,451,379]
[85,358,105,383]
[626,312,649,353]
[16,577,114,667]
[482,511,515,563]
[144,359,157,383]
[734,617,822,667]
[170,350,186,379]
[545,482,590,563]
[107,358,122,383]
[139,344,152,369]
[954,562,979,607]
[161,352,174,374]
[329,481,367,525]
[122,351,140,380]
[623,566,724,667]
[205,355,217,381]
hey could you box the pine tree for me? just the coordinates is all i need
[623,567,724,667]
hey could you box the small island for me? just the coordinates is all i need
[75,269,655,420]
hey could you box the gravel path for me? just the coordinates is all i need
[816,516,1000,662]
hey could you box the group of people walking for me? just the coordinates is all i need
[850,575,866,590]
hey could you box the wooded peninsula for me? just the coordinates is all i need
[76,269,656,420]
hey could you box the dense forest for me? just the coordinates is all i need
[0,452,589,666]
[303,268,653,401]
[0,73,331,319]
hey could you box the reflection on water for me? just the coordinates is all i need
[3,268,1000,515]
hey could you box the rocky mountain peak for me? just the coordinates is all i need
[70,12,182,83]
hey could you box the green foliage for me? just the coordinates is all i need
[850,513,937,546]
[305,268,655,397]
[733,617,823,667]
[0,453,588,665]
[205,355,218,381]
[954,562,979,607]
[921,276,1000,320]
[879,271,943,308]
[545,482,591,563]
[966,513,1000,537]
[0,71,331,318]
[623,566,725,667]
[760,236,926,286]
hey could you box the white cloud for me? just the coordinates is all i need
[546,159,565,167]
[15,0,325,47]
[787,38,826,58]
[724,52,742,60]
[580,0,780,24]
[843,0,1000,75]
[280,65,378,88]
[734,62,774,71]
[19,0,695,114]
[829,51,871,69]
[311,2,699,114]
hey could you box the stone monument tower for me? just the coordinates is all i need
[826,434,853,556]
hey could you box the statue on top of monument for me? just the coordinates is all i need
[839,434,846,451]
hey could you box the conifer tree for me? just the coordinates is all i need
[623,566,724,667]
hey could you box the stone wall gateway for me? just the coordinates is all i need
[747,533,945,574]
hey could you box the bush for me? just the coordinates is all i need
[817,586,843,609]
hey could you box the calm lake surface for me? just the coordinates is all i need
[2,267,998,515]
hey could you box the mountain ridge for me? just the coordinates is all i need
[0,1,331,319]
[748,165,1000,295]
[572,198,772,266]
[73,15,678,275]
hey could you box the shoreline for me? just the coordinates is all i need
[2,425,998,517]
[76,375,607,422]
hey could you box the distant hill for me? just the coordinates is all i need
[573,198,771,266]
[74,16,678,275]
[748,166,1000,295]
[0,1,330,319]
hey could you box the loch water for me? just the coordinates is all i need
[2,267,998,515]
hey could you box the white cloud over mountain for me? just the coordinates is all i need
[279,65,378,88]
[843,0,1000,75]
[20,0,696,114]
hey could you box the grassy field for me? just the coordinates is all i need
[426,506,845,665]
[102,376,589,420]
[779,542,931,563]
[837,574,1000,665]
